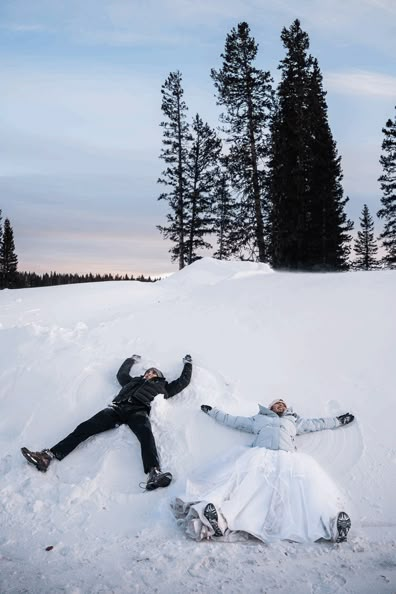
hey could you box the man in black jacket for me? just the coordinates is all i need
[21,354,192,491]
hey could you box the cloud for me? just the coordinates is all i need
[0,58,220,178]
[1,173,174,275]
[17,229,176,276]
[2,0,394,55]
[1,0,393,275]
[0,62,164,176]
[325,70,396,98]
[0,23,49,32]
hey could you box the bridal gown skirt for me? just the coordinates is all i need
[172,446,346,543]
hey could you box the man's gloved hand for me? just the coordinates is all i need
[337,413,355,425]
[131,354,141,362]
[183,354,192,364]
[201,404,212,413]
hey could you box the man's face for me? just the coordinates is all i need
[271,401,287,415]
[144,369,159,381]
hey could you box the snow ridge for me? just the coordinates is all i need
[0,259,395,593]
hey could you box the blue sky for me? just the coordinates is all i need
[1,0,395,275]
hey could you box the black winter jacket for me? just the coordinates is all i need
[111,358,192,413]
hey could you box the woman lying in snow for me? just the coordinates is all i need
[172,399,354,544]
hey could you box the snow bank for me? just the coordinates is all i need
[0,258,395,593]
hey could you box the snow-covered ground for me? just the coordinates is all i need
[0,258,395,594]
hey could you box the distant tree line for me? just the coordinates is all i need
[0,211,158,290]
[158,20,396,272]
[14,271,158,289]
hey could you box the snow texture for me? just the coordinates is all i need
[0,257,395,593]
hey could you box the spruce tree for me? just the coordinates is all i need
[354,204,378,270]
[211,22,274,262]
[268,20,352,270]
[1,218,18,289]
[377,106,396,268]
[158,71,191,269]
[185,114,222,264]
[0,209,3,287]
[212,165,238,260]
[268,20,311,269]
[305,58,353,270]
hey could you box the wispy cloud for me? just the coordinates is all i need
[0,59,218,177]
[1,0,394,274]
[17,229,174,276]
[325,70,396,98]
[2,0,395,53]
[0,23,49,32]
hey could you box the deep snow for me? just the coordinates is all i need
[0,258,395,593]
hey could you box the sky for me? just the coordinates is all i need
[1,0,395,276]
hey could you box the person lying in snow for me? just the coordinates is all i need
[21,354,192,491]
[172,398,354,543]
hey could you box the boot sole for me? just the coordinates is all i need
[203,503,223,537]
[21,447,49,472]
[336,512,351,542]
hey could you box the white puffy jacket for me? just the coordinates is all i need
[207,404,341,452]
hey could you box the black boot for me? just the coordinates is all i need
[21,447,54,472]
[203,503,223,537]
[145,467,173,491]
[335,511,351,542]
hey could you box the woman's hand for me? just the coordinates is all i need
[337,413,354,425]
[201,404,212,413]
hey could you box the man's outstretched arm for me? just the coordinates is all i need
[116,354,141,386]
[165,355,192,398]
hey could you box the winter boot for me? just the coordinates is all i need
[203,503,223,537]
[145,467,173,491]
[334,511,351,543]
[21,447,54,472]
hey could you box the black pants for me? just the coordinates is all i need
[50,407,160,474]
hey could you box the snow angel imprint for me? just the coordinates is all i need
[172,399,354,544]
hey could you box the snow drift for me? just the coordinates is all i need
[0,258,395,593]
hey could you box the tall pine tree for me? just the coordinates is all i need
[268,20,352,270]
[268,20,311,269]
[305,58,353,270]
[211,22,274,262]
[185,114,222,264]
[158,71,191,269]
[1,218,18,289]
[377,106,396,268]
[212,164,238,260]
[0,209,3,288]
[353,204,378,270]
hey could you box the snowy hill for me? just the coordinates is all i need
[0,258,395,593]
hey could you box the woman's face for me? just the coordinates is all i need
[271,401,287,415]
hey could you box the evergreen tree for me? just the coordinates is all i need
[158,71,191,269]
[0,209,3,287]
[212,167,238,260]
[377,106,396,268]
[185,114,222,264]
[305,58,353,270]
[211,22,274,262]
[353,204,378,270]
[268,20,352,270]
[268,20,311,269]
[1,218,18,288]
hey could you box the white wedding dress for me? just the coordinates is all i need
[172,445,345,543]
